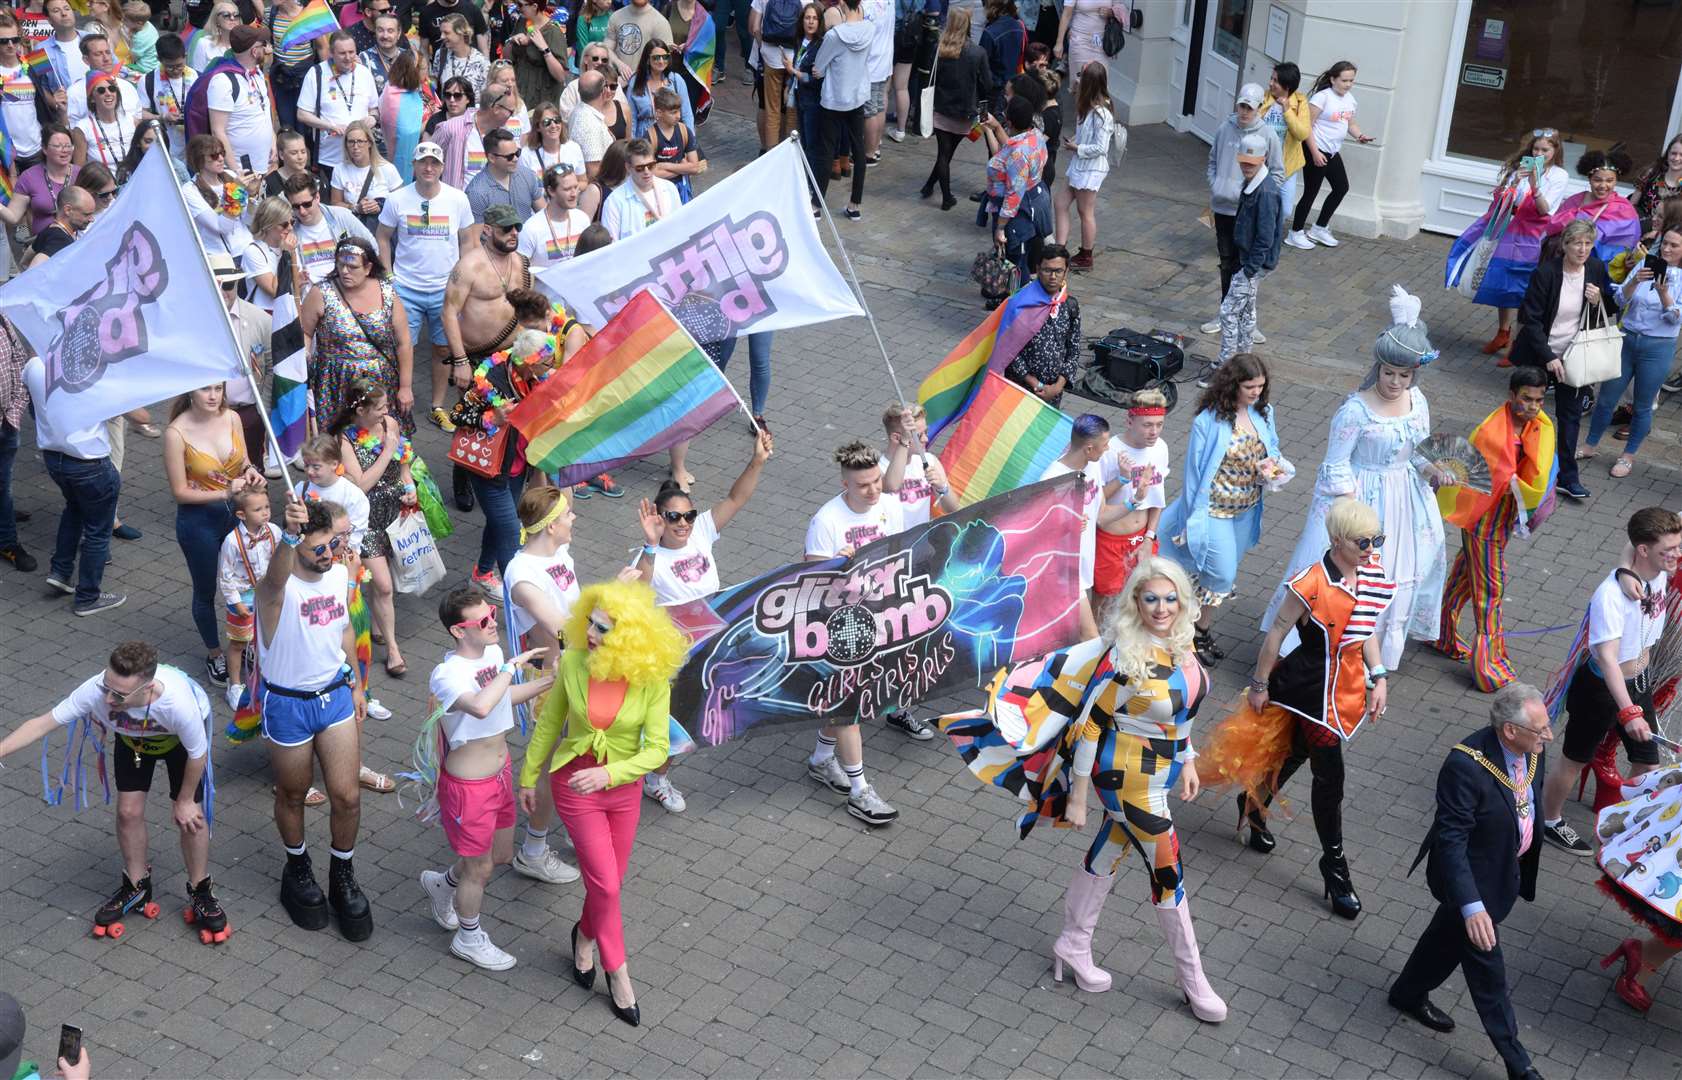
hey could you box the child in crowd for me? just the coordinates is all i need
[294,434,371,550]
[216,488,281,710]
[651,87,705,203]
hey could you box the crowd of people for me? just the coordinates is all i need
[0,2,1680,1078]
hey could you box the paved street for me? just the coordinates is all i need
[5,87,1682,1080]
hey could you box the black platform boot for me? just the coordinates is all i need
[328,855,374,941]
[280,851,329,930]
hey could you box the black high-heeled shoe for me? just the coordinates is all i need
[1193,627,1225,665]
[1236,792,1275,853]
[607,970,641,1027]
[570,921,596,990]
[1319,850,1362,919]
[919,183,934,200]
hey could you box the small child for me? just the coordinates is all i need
[420,586,551,970]
[294,433,371,550]
[216,487,282,710]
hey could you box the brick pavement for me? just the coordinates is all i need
[4,89,1682,1080]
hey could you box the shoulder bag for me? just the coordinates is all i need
[917,45,938,139]
[1559,300,1623,388]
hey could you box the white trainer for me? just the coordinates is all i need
[644,773,687,812]
[512,846,581,884]
[1250,329,1266,344]
[419,869,458,930]
[1199,318,1221,335]
[225,683,244,710]
[450,927,516,971]
[1308,225,1339,247]
[365,698,392,721]
[1284,230,1315,250]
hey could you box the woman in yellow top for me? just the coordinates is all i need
[518,579,688,1027]
[1263,62,1311,226]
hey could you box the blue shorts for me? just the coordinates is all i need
[395,281,448,348]
[261,681,355,748]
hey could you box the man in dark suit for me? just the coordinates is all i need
[1389,681,1550,1080]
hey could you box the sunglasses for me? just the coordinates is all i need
[336,253,367,266]
[0,37,19,46]
[1352,534,1386,551]
[93,84,118,94]
[541,117,563,127]
[587,616,613,637]
[93,188,116,202]
[661,508,699,523]
[650,52,668,61]
[98,681,147,702]
[631,161,656,173]
[307,535,346,556]
[1532,127,1557,138]
[491,149,520,161]
[217,10,237,16]
[444,90,467,99]
[290,197,317,212]
[220,279,239,290]
[452,610,498,631]
[206,148,227,158]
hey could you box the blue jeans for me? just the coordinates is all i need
[0,420,18,549]
[715,331,773,416]
[177,501,236,651]
[1587,330,1677,456]
[717,0,752,67]
[470,469,527,575]
[44,452,120,606]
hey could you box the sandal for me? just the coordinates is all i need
[384,655,407,678]
[304,787,327,806]
[1611,456,1634,479]
[359,766,395,792]
[1576,446,1599,461]
[131,421,162,438]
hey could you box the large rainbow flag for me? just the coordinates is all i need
[507,290,738,485]
[938,372,1071,507]
[918,281,1059,440]
[1437,403,1556,531]
[278,0,339,51]
[683,6,716,88]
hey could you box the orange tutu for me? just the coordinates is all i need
[1198,700,1297,818]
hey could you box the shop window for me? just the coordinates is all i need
[1212,0,1250,64]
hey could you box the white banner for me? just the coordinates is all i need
[0,145,246,433]
[535,139,864,343]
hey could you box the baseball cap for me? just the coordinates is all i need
[413,141,444,163]
[483,204,523,229]
[207,252,246,281]
[1236,82,1266,110]
[1236,133,1268,164]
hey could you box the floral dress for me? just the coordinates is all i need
[345,423,413,559]
[312,279,413,436]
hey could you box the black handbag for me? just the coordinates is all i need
[1102,15,1125,57]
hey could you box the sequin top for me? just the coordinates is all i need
[1208,429,1265,518]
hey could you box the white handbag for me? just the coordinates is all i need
[918,49,938,138]
[1559,300,1623,388]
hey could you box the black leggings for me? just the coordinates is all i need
[815,106,868,208]
[926,128,964,200]
[1293,151,1348,231]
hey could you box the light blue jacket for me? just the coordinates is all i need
[1159,404,1281,561]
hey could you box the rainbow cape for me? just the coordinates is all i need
[506,290,738,485]
[279,0,339,51]
[683,6,716,88]
[918,281,1059,440]
[1437,404,1556,531]
[938,372,1071,507]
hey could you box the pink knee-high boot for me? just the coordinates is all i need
[1051,867,1115,992]
[1154,900,1227,1022]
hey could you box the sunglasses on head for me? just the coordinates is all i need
[661,508,699,523]
[1352,533,1386,551]
[452,610,497,631]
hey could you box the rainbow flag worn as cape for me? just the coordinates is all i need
[278,0,340,51]
[1437,403,1557,531]
[683,6,716,88]
[506,290,738,485]
[918,281,1060,441]
[938,372,1071,507]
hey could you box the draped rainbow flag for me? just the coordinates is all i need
[1437,403,1557,531]
[938,373,1071,508]
[278,0,340,50]
[918,281,1059,440]
[683,6,716,88]
[506,290,738,485]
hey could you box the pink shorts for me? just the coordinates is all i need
[438,757,516,857]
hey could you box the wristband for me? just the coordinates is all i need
[932,485,950,497]
[1247,678,1267,693]
[641,544,656,557]
[1618,704,1647,726]
[280,530,302,547]
[1144,530,1157,539]
[498,661,516,675]
[1365,665,1390,689]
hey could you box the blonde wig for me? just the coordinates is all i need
[1104,556,1200,683]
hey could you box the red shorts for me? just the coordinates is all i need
[437,757,517,857]
[1094,529,1156,596]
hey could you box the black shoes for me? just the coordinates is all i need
[328,855,374,941]
[452,465,475,513]
[1193,627,1224,666]
[280,852,330,931]
[571,921,596,989]
[0,544,36,572]
[1389,992,1455,1032]
[1320,850,1362,919]
[1237,793,1275,853]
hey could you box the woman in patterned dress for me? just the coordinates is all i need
[300,235,415,438]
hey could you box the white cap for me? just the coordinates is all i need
[1236,133,1268,164]
[1236,82,1266,109]
[413,141,445,163]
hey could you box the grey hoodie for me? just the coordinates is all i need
[815,18,874,112]
[1207,114,1283,215]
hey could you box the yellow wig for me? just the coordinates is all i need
[563,579,691,685]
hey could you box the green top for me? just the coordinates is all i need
[518,649,670,790]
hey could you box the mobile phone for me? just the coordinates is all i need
[57,1024,82,1067]
[1644,251,1667,279]
[240,153,253,173]
[1519,155,1538,172]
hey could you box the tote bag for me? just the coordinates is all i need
[918,49,938,139]
[1559,301,1623,388]
[387,510,447,595]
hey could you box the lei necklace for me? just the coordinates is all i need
[345,423,414,464]
[472,335,557,433]
[220,180,250,218]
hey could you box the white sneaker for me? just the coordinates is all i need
[512,845,581,884]
[643,774,687,813]
[1284,230,1315,250]
[365,698,392,721]
[420,869,459,930]
[1307,225,1339,247]
[225,683,244,710]
[885,128,905,143]
[1199,318,1221,335]
[1250,329,1266,344]
[846,783,899,826]
[806,756,850,795]
[263,462,283,479]
[450,927,516,971]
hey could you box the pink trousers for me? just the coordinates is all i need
[550,754,643,971]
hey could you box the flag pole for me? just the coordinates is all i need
[160,144,296,495]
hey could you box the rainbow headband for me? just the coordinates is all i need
[1128,405,1167,417]
[519,494,569,544]
[85,68,119,94]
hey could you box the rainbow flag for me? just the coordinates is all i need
[507,290,738,486]
[683,7,716,88]
[23,45,55,90]
[278,0,339,51]
[938,373,1072,507]
[1437,403,1557,531]
[676,54,711,125]
[917,281,1059,441]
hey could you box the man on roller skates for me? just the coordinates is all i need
[0,641,229,944]
[256,497,374,941]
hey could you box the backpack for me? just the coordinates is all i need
[183,56,247,143]
[760,0,801,47]
[1106,108,1127,168]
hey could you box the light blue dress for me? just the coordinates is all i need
[1158,404,1282,605]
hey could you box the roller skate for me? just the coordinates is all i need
[184,877,231,944]
[93,871,158,939]
[328,855,374,942]
[280,851,330,931]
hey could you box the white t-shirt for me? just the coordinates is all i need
[24,357,111,458]
[516,206,591,268]
[76,110,135,170]
[1308,87,1355,155]
[53,665,211,758]
[750,0,790,70]
[331,160,402,204]
[298,62,379,167]
[880,453,937,528]
[206,66,275,171]
[1588,569,1667,664]
[67,74,139,127]
[649,509,721,605]
[520,142,585,180]
[805,493,904,558]
[462,124,486,185]
[600,176,679,240]
[140,66,197,154]
[0,64,43,157]
[296,476,371,547]
[430,646,516,750]
[1042,458,1101,589]
[378,182,472,293]
[293,214,341,284]
[504,547,580,646]
[1517,163,1571,214]
[1101,436,1170,512]
[241,238,280,311]
[860,0,894,82]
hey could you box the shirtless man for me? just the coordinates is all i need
[442,203,532,367]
